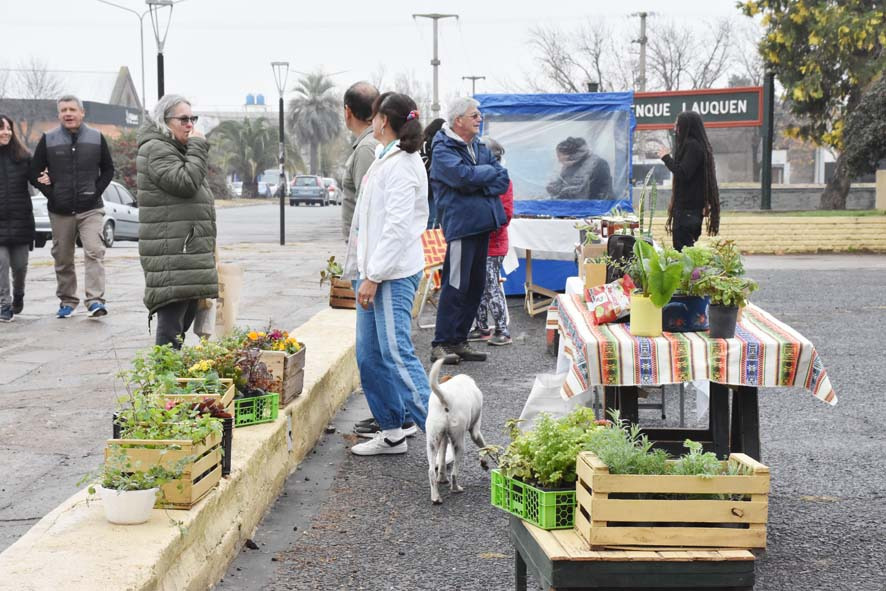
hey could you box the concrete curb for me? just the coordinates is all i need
[0,308,358,591]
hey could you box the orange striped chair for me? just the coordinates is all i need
[413,229,447,328]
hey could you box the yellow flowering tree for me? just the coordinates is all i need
[740,0,885,208]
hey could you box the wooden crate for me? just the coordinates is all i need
[161,378,235,414]
[104,430,223,509]
[575,451,770,550]
[329,277,356,309]
[259,346,306,407]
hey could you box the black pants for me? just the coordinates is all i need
[155,299,199,349]
[672,209,703,251]
[433,233,489,346]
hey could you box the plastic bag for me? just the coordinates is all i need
[215,264,243,338]
[586,274,635,325]
[517,373,593,431]
[193,298,216,338]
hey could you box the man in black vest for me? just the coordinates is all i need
[31,95,114,318]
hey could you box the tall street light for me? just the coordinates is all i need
[413,13,458,118]
[272,61,290,246]
[462,75,485,96]
[97,0,148,120]
[146,0,184,99]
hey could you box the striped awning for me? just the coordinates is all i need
[548,294,837,405]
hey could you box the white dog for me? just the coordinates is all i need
[426,358,488,505]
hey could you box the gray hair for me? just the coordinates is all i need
[483,136,504,161]
[446,97,480,126]
[150,94,192,138]
[57,95,83,111]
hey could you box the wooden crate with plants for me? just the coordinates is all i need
[159,376,235,414]
[320,255,356,309]
[107,398,225,509]
[242,329,306,406]
[574,447,770,550]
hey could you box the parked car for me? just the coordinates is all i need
[290,175,328,206]
[322,177,342,205]
[227,180,243,197]
[30,180,140,248]
[258,169,289,198]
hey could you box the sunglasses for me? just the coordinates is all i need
[167,116,199,124]
[462,112,482,120]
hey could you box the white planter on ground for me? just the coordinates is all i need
[97,486,159,525]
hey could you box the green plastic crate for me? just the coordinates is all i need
[234,392,279,427]
[490,469,575,530]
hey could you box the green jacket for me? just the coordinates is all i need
[137,124,218,316]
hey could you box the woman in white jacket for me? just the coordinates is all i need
[344,92,431,456]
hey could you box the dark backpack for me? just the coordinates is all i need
[606,234,637,284]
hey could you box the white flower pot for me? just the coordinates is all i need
[97,486,159,525]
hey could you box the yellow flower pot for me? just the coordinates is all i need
[630,293,662,337]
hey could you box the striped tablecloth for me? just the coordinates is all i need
[547,294,837,405]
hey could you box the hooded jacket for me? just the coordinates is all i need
[429,125,509,242]
[136,123,218,316]
[546,143,613,200]
[0,147,36,246]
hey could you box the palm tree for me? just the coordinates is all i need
[287,72,342,175]
[211,118,278,198]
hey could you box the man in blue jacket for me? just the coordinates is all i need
[430,97,510,364]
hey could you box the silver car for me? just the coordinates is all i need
[31,180,140,248]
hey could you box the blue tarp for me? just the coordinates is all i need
[477,92,636,218]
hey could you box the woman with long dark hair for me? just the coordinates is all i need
[658,111,720,250]
[342,92,432,456]
[0,114,36,322]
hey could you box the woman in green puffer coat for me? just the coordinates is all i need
[137,94,217,348]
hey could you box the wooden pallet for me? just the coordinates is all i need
[329,278,356,309]
[512,517,755,590]
[105,430,223,509]
[575,451,770,550]
[260,346,306,407]
[161,378,235,414]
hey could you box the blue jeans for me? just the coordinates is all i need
[354,273,429,431]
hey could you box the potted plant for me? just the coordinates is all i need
[627,240,683,337]
[80,447,187,525]
[688,241,759,338]
[662,245,714,332]
[320,256,355,309]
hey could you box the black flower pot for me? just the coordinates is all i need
[708,304,739,338]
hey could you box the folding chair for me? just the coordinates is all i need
[413,229,446,329]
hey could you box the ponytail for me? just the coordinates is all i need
[372,92,423,154]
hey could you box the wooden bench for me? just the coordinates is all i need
[509,517,755,590]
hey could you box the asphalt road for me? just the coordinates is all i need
[219,254,886,591]
[0,203,347,552]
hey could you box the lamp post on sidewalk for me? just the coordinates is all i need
[462,75,485,96]
[146,0,184,99]
[97,0,149,119]
[272,61,290,246]
[413,13,459,118]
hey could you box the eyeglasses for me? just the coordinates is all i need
[462,112,482,120]
[167,116,199,124]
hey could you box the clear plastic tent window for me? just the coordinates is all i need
[476,92,636,218]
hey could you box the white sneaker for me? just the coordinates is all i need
[350,430,407,456]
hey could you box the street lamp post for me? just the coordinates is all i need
[146,0,184,99]
[272,61,290,246]
[97,0,148,119]
[413,13,458,118]
[462,75,485,96]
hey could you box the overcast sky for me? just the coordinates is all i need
[5,0,748,113]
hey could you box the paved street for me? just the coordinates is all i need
[219,255,886,591]
[0,202,346,551]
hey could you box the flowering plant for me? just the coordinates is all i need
[244,329,302,354]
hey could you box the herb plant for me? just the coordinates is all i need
[319,255,344,285]
[630,240,683,307]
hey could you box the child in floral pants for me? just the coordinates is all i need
[469,138,514,346]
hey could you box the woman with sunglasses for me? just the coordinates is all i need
[136,94,217,347]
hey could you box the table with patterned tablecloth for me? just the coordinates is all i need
[546,294,837,459]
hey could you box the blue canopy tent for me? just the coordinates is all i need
[475,92,636,295]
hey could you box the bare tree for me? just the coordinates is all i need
[689,19,734,89]
[647,19,735,91]
[3,57,63,149]
[527,25,584,93]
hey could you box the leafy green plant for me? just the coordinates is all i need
[116,389,222,443]
[121,345,185,392]
[492,408,604,489]
[585,412,670,475]
[574,222,601,245]
[319,255,343,286]
[79,446,187,495]
[630,240,683,307]
[670,439,723,478]
[690,274,759,308]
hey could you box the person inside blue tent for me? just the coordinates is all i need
[546,136,613,200]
